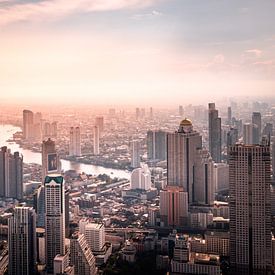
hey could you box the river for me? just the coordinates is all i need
[0,124,130,179]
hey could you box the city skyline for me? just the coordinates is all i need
[1,0,275,105]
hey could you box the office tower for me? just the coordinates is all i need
[160,186,188,227]
[69,127,81,156]
[0,147,23,199]
[65,189,70,238]
[227,106,232,125]
[8,206,36,275]
[263,123,273,138]
[227,128,238,148]
[33,185,45,227]
[45,175,65,273]
[179,105,184,117]
[23,109,34,140]
[95,116,104,136]
[131,164,152,190]
[229,144,271,273]
[208,103,222,163]
[80,223,105,252]
[135,107,140,120]
[167,119,202,203]
[42,138,61,181]
[193,149,214,206]
[272,137,275,183]
[147,130,167,161]
[243,123,253,145]
[93,126,100,155]
[54,254,69,275]
[131,140,141,168]
[70,232,97,275]
[213,163,229,192]
[252,112,262,144]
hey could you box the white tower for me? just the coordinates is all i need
[69,127,81,156]
[93,126,100,155]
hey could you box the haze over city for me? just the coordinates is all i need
[1,0,275,105]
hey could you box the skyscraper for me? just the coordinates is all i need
[23,109,34,140]
[131,164,152,190]
[42,138,61,181]
[131,140,141,168]
[147,130,167,161]
[208,103,222,163]
[252,112,262,144]
[45,175,65,273]
[8,206,36,275]
[193,149,214,206]
[167,119,202,203]
[227,106,232,125]
[33,185,45,228]
[229,144,271,273]
[0,147,23,199]
[227,128,238,148]
[272,137,275,184]
[70,232,97,275]
[69,126,81,156]
[160,186,188,227]
[243,123,253,145]
[93,126,100,155]
[95,116,104,137]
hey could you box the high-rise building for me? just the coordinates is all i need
[69,127,81,156]
[179,105,184,117]
[149,107,153,119]
[208,103,222,163]
[95,116,104,136]
[42,138,61,181]
[135,107,140,120]
[0,147,23,199]
[272,137,275,184]
[23,109,34,140]
[131,140,141,168]
[160,186,189,227]
[193,149,214,206]
[70,232,97,275]
[227,128,238,148]
[93,126,100,155]
[45,175,65,273]
[263,123,273,139]
[243,123,253,145]
[8,206,36,275]
[227,106,232,125]
[252,112,262,144]
[33,185,45,228]
[80,223,105,252]
[147,130,167,161]
[213,163,229,192]
[167,119,202,203]
[229,144,272,273]
[130,164,152,190]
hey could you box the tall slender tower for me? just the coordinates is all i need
[252,112,262,144]
[23,109,34,140]
[167,119,202,203]
[147,130,167,161]
[8,206,36,275]
[69,127,81,156]
[45,175,65,273]
[131,140,141,168]
[208,103,222,162]
[42,138,61,181]
[229,144,271,274]
[93,126,100,155]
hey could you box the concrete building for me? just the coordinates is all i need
[130,140,141,168]
[95,116,104,136]
[42,138,61,181]
[167,119,202,203]
[69,127,81,156]
[45,175,66,273]
[0,147,23,199]
[70,232,97,275]
[8,206,36,275]
[227,127,238,148]
[93,126,100,155]
[193,149,214,206]
[252,112,261,144]
[229,144,272,273]
[272,137,275,183]
[147,130,167,161]
[208,103,222,163]
[243,123,253,145]
[23,109,34,140]
[160,186,188,227]
[205,231,229,257]
[130,164,152,190]
[213,163,229,192]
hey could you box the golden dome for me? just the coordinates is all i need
[180,118,192,126]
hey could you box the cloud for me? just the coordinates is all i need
[0,0,158,26]
[132,9,162,19]
[245,49,262,58]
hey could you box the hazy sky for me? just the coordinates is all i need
[0,0,275,105]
